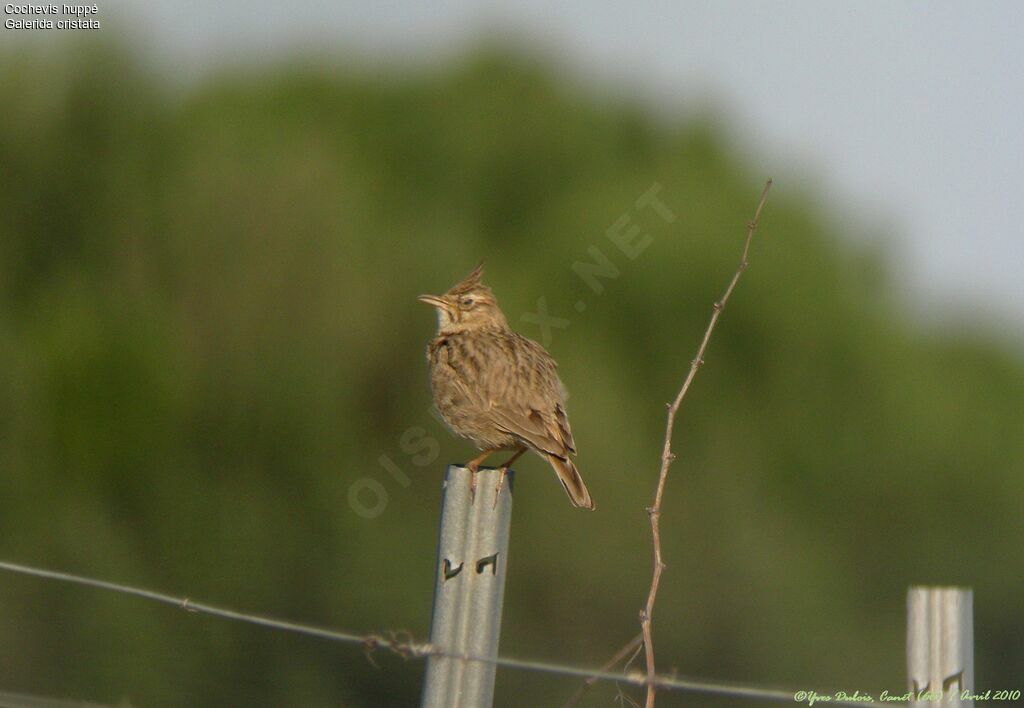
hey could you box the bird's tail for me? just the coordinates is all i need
[546,454,595,510]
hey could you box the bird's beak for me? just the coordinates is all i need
[418,294,446,309]
[420,293,460,322]
[418,293,455,317]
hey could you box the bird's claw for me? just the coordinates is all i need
[468,466,478,503]
[491,468,508,510]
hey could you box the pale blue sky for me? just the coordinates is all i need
[22,1,1024,330]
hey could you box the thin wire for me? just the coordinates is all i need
[0,560,372,646]
[0,559,883,706]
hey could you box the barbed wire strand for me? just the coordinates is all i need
[0,559,883,707]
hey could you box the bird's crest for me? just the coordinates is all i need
[448,261,485,295]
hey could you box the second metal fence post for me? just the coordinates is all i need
[421,465,514,708]
[907,586,974,706]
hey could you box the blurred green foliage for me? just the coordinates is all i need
[1,41,1022,707]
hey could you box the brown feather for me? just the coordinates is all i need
[545,454,594,509]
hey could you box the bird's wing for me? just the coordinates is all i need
[553,400,577,453]
[485,335,576,458]
[489,404,567,457]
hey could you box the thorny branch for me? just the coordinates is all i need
[640,179,773,708]
[561,633,643,708]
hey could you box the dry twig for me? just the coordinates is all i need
[561,633,643,708]
[640,179,773,707]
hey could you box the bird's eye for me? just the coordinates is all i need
[461,297,475,308]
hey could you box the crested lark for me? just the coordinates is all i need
[419,264,595,510]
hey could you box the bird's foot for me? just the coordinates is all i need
[465,462,480,503]
[491,467,509,510]
[489,446,524,509]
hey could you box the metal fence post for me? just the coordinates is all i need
[421,465,514,708]
[907,586,974,707]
